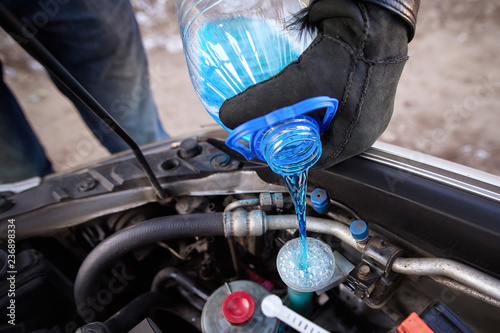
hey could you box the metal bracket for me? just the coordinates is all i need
[345,262,384,299]
[315,251,355,295]
[345,237,405,307]
[362,237,403,277]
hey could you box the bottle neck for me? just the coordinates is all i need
[259,116,322,176]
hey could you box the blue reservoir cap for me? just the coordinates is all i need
[225,96,338,160]
[350,220,369,241]
[310,188,330,214]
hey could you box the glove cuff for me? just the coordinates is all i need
[360,0,420,41]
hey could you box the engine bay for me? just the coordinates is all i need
[1,130,499,332]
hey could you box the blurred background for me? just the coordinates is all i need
[1,0,499,175]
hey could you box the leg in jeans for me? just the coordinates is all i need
[0,0,168,182]
[0,62,53,183]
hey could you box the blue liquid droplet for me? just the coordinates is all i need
[284,171,308,270]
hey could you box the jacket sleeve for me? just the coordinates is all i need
[361,0,420,41]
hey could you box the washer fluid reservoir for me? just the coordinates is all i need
[201,280,279,333]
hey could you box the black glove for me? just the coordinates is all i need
[220,0,420,168]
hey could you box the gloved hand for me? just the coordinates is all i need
[220,0,420,168]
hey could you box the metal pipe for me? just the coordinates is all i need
[266,215,363,252]
[392,257,500,302]
[266,215,500,305]
[224,199,260,212]
[230,213,500,306]
[429,276,500,308]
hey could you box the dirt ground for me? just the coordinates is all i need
[1,0,499,176]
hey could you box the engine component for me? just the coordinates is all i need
[310,188,330,214]
[1,0,499,329]
[75,292,170,333]
[74,213,225,321]
[151,267,209,301]
[345,236,405,308]
[363,237,403,277]
[276,237,335,314]
[179,138,203,159]
[200,280,279,333]
[259,193,287,212]
[226,211,500,308]
[277,238,337,290]
[0,249,75,331]
[391,257,500,302]
[345,262,401,309]
[349,220,369,243]
[224,210,267,237]
[129,318,163,333]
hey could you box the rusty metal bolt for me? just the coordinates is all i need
[357,264,371,280]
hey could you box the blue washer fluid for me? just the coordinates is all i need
[193,17,303,128]
[187,17,338,173]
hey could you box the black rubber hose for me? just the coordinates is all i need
[76,291,169,333]
[74,213,224,320]
[151,267,210,300]
[104,291,168,333]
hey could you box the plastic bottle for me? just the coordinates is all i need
[175,0,313,128]
[174,0,338,173]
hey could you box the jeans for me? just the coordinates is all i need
[0,0,168,183]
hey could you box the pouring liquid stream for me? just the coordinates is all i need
[284,171,309,270]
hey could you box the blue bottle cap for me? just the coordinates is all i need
[350,220,369,241]
[225,96,338,160]
[310,188,330,214]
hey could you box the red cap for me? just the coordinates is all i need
[398,312,435,333]
[221,291,255,324]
